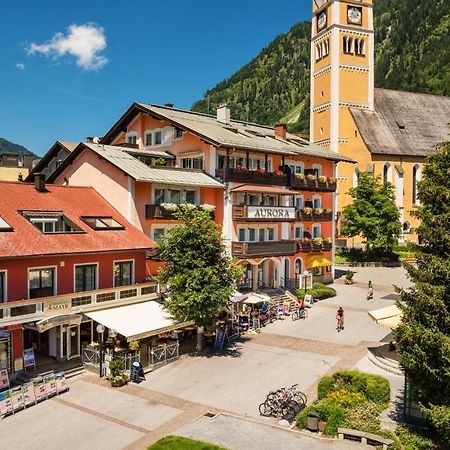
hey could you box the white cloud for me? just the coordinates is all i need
[16,63,25,70]
[27,23,108,71]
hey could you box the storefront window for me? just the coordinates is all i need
[114,261,133,287]
[29,268,55,299]
[75,265,97,292]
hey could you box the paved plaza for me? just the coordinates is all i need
[0,267,406,449]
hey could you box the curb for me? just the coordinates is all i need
[367,351,403,376]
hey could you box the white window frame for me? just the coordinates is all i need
[217,152,273,172]
[179,154,204,170]
[355,38,365,55]
[312,223,321,239]
[236,225,277,242]
[144,128,164,148]
[152,186,199,205]
[113,259,135,288]
[412,164,421,205]
[383,162,392,184]
[294,195,304,209]
[126,131,138,145]
[73,263,99,293]
[287,160,305,175]
[312,195,322,209]
[312,164,322,177]
[0,270,7,303]
[294,224,304,240]
[28,265,57,299]
[173,127,184,140]
[353,168,360,188]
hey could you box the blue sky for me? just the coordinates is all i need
[0,0,310,156]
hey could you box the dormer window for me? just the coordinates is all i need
[21,211,81,233]
[81,216,124,230]
[145,130,163,147]
[0,216,13,232]
[126,132,138,145]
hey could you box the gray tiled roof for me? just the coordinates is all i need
[83,143,224,188]
[136,103,354,163]
[351,88,450,156]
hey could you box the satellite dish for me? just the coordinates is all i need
[93,137,100,144]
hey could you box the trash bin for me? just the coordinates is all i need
[307,411,319,431]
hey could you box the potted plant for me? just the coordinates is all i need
[306,174,317,181]
[273,169,284,176]
[328,177,336,184]
[294,172,305,180]
[109,359,129,387]
[200,203,216,212]
[303,207,313,216]
[256,167,267,174]
[160,203,179,213]
[323,237,332,250]
[312,237,323,246]
[153,157,167,166]
[235,165,250,173]
[345,270,355,285]
[313,207,323,216]
[318,175,328,184]
[128,341,140,351]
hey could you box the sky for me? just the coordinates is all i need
[0,0,311,156]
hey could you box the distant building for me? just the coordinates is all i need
[35,103,354,290]
[310,0,450,243]
[0,138,40,181]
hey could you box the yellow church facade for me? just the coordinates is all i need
[310,0,450,243]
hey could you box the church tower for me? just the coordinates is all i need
[310,0,375,208]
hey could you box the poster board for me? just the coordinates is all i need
[22,382,36,407]
[55,372,68,394]
[104,354,112,379]
[304,294,313,306]
[23,348,36,371]
[0,369,10,391]
[43,373,57,397]
[214,329,227,350]
[0,390,12,417]
[10,386,25,412]
[33,377,47,402]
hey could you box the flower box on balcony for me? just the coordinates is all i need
[298,240,312,252]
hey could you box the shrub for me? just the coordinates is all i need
[343,401,385,434]
[318,376,334,399]
[395,426,436,450]
[109,358,125,378]
[366,376,390,404]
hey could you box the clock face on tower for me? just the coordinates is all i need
[347,6,362,25]
[317,11,327,31]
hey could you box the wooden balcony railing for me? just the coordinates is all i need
[296,210,333,221]
[145,204,215,220]
[0,282,159,327]
[231,240,297,258]
[232,205,296,221]
[297,241,333,253]
[215,168,288,186]
[290,177,337,192]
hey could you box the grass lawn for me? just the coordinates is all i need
[148,435,227,450]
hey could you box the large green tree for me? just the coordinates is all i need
[341,172,401,252]
[395,142,450,444]
[157,205,244,349]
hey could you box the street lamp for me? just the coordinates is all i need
[96,323,105,378]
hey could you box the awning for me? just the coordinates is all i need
[84,301,194,342]
[368,305,402,329]
[231,184,304,195]
[230,291,246,303]
[307,256,332,268]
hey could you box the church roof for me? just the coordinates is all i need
[350,88,450,157]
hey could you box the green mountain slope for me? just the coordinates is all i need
[192,0,450,136]
[0,137,37,158]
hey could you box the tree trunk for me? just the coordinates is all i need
[196,325,204,352]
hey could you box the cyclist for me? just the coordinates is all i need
[336,307,344,331]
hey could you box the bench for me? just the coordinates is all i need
[338,428,394,449]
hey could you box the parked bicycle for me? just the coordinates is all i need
[258,384,308,419]
[292,307,308,321]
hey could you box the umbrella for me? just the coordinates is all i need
[368,305,402,329]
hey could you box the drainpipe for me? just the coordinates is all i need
[332,162,338,280]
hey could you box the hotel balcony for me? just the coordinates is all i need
[145,204,215,220]
[0,282,159,328]
[296,209,333,221]
[231,240,297,258]
[215,168,288,186]
[297,240,333,253]
[232,205,296,221]
[290,176,337,192]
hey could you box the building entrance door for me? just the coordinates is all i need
[68,325,80,359]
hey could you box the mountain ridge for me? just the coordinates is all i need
[0,137,38,158]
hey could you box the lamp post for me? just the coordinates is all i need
[303,270,310,291]
[96,323,105,378]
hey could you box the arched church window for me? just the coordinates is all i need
[355,38,365,55]
[412,164,421,205]
[383,162,392,184]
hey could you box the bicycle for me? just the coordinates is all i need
[292,307,308,321]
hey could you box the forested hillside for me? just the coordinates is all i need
[192,0,449,135]
[0,137,37,158]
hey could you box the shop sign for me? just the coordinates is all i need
[46,302,70,312]
[0,369,9,390]
[0,390,12,416]
[247,206,295,220]
[23,348,36,369]
[36,314,82,333]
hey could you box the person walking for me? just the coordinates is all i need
[336,307,344,332]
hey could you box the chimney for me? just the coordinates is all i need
[217,104,231,124]
[34,173,46,192]
[274,123,287,140]
[86,136,94,143]
[164,103,174,108]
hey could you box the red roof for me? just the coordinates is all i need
[0,181,155,258]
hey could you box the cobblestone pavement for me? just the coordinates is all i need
[0,267,406,449]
